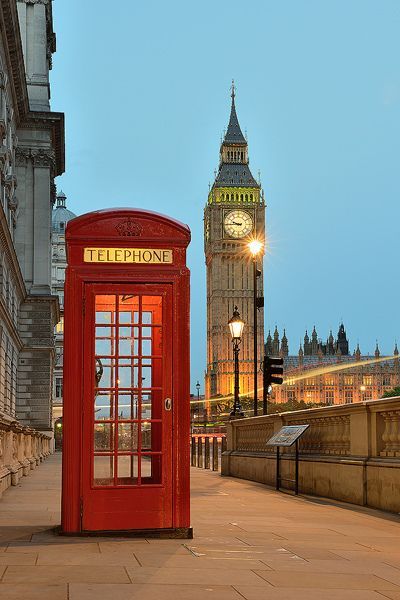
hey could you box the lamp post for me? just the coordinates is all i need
[228,306,245,419]
[248,239,263,416]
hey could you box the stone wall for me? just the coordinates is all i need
[0,412,50,497]
[222,397,400,513]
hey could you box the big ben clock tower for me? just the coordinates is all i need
[204,85,265,405]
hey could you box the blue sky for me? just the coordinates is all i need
[50,0,400,392]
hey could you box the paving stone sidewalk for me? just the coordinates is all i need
[0,453,400,599]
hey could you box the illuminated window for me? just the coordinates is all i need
[325,376,335,386]
[363,376,372,386]
[344,375,353,385]
[345,390,353,404]
[325,391,334,405]
[55,317,64,334]
[287,390,295,402]
[306,378,315,386]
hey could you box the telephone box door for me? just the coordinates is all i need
[82,283,173,531]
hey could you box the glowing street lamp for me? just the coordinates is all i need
[228,307,245,419]
[248,238,263,416]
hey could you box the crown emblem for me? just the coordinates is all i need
[115,219,143,237]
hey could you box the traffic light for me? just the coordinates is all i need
[263,356,284,389]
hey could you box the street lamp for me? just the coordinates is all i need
[228,306,245,419]
[248,238,263,416]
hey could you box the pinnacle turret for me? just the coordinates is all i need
[224,81,247,144]
[212,84,259,190]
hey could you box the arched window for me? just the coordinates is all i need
[221,193,224,202]
[240,194,243,201]
[250,194,253,201]
[245,194,248,201]
[236,193,239,201]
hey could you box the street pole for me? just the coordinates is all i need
[253,256,258,416]
[228,306,245,419]
[231,338,244,418]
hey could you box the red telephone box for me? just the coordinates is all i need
[61,208,191,536]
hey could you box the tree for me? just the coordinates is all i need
[381,387,400,399]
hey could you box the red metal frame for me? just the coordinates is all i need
[61,209,191,534]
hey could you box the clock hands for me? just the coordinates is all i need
[232,221,243,226]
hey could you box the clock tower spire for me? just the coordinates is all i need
[204,87,265,409]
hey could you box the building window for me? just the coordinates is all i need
[287,389,295,402]
[306,378,315,386]
[55,316,64,334]
[55,377,63,399]
[383,376,391,386]
[325,390,334,405]
[345,390,353,404]
[325,376,335,386]
[344,375,353,385]
[363,375,372,386]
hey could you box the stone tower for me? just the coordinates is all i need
[204,85,265,401]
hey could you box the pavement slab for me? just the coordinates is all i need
[0,583,68,600]
[0,454,399,599]
[69,583,242,600]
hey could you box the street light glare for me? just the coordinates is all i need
[248,239,263,256]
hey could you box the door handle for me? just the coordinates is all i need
[164,398,172,411]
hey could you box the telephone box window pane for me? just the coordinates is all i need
[119,294,139,308]
[142,327,152,338]
[141,339,152,356]
[141,365,152,387]
[96,326,115,338]
[141,393,152,419]
[119,311,131,324]
[142,311,152,324]
[141,455,162,484]
[141,422,151,450]
[118,423,138,451]
[118,366,138,388]
[95,295,116,324]
[143,296,162,325]
[95,337,113,356]
[96,359,115,388]
[118,393,138,419]
[95,392,114,420]
[119,337,139,357]
[94,423,114,452]
[94,455,114,486]
[117,455,138,485]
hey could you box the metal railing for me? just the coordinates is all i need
[191,435,226,471]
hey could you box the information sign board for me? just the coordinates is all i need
[266,424,309,447]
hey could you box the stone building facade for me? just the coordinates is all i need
[51,191,75,435]
[204,87,265,401]
[0,0,64,460]
[267,325,400,405]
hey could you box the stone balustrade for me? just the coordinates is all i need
[0,413,51,497]
[222,397,400,513]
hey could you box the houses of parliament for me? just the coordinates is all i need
[204,89,399,408]
[267,324,399,406]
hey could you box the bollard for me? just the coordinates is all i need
[191,436,196,467]
[221,436,227,454]
[204,437,210,469]
[212,437,218,471]
[197,437,203,468]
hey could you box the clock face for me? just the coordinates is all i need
[224,210,253,239]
